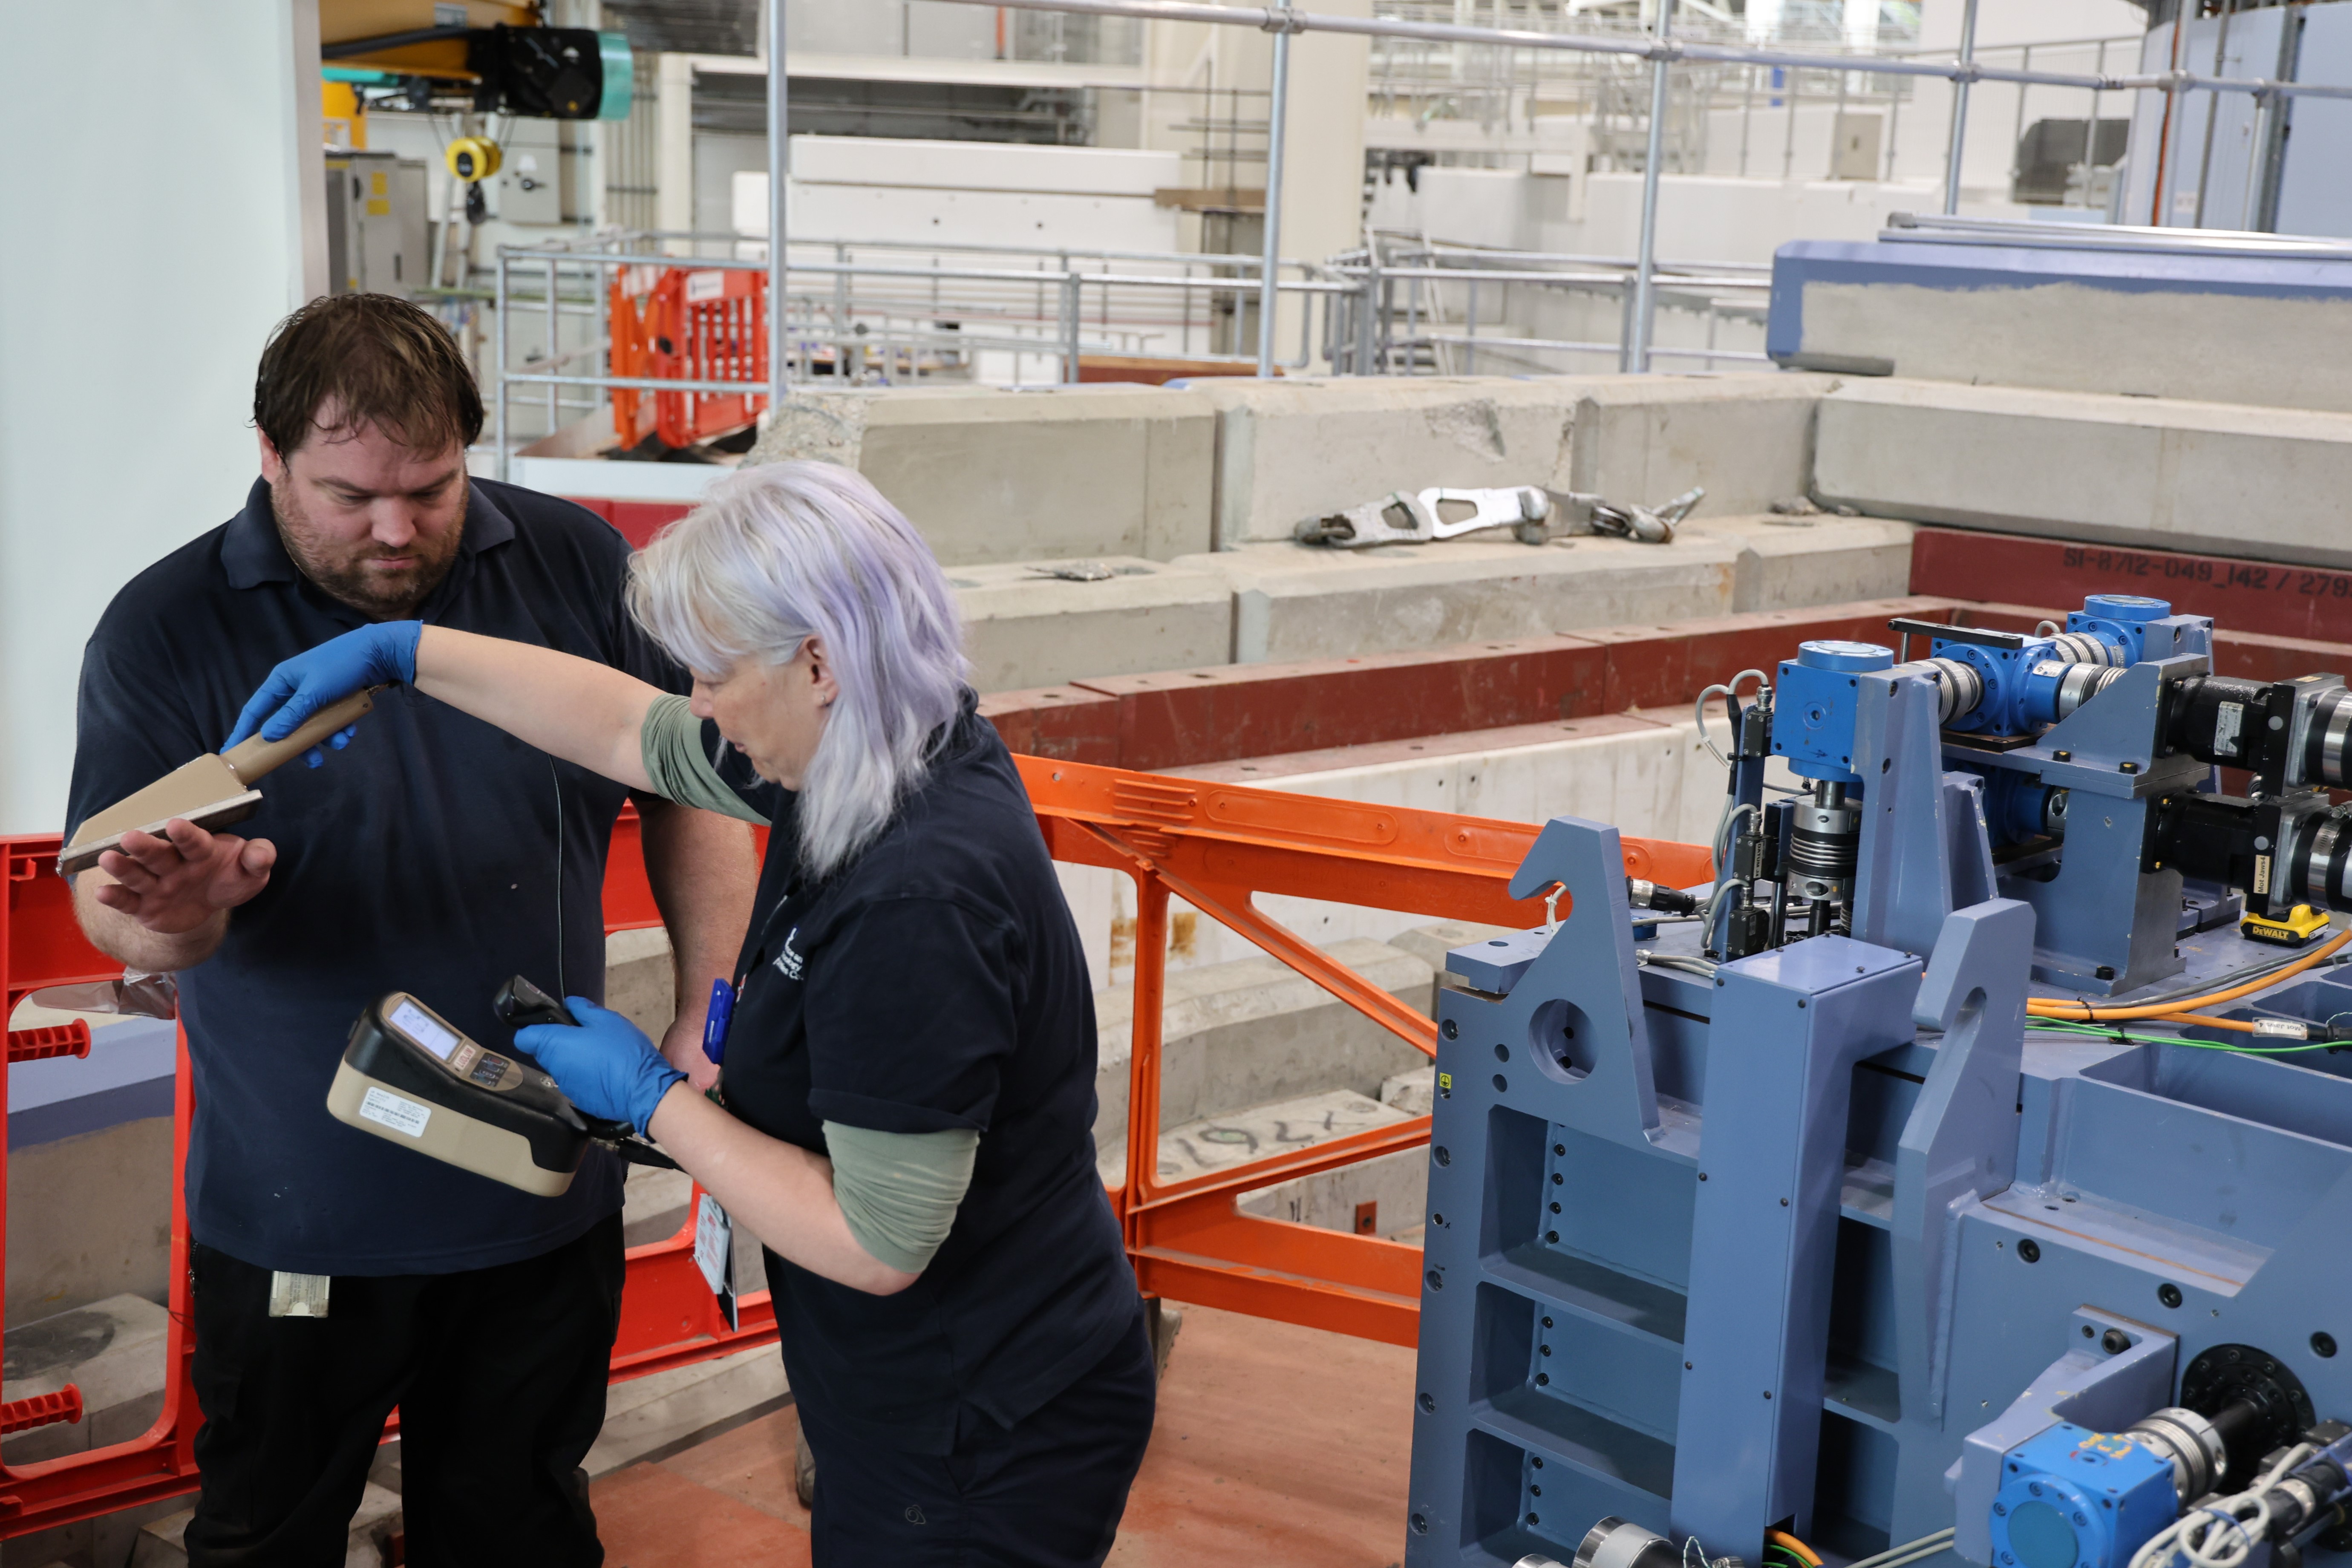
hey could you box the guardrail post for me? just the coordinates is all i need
[493,249,510,481]
[767,0,790,410]
[1623,0,1674,374]
[1257,1,1295,378]
[1356,250,1379,373]
[1060,271,1081,383]
[1942,0,1979,215]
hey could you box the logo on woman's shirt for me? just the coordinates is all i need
[772,929,804,980]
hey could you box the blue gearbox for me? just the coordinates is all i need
[1989,1423,2177,1568]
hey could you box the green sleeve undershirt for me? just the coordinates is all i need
[638,694,771,825]
[823,1122,980,1276]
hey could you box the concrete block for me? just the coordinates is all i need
[5,1113,174,1325]
[949,556,1234,691]
[1384,921,1522,977]
[1814,378,2352,571]
[1180,533,1740,665]
[623,1163,694,1249]
[1090,938,1435,1152]
[1567,372,1836,521]
[1381,1065,1437,1117]
[1101,1088,1427,1241]
[1194,376,1579,547]
[1678,513,1917,613]
[583,1344,791,1479]
[747,383,1215,565]
[605,926,676,1043]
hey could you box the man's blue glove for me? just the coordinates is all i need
[516,997,687,1139]
[224,621,424,764]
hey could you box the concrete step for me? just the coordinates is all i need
[1170,515,1910,668]
[0,1294,181,1566]
[948,555,1233,691]
[1813,377,2352,571]
[129,1485,400,1568]
[1098,1088,1427,1242]
[1090,937,1435,1152]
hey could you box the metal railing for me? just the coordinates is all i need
[490,231,1344,468]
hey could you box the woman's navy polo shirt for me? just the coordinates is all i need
[706,698,1140,1456]
[63,477,684,1276]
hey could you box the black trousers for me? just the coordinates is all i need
[797,1308,1158,1568]
[182,1213,626,1568]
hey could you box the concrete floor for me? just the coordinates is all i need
[588,1304,1417,1568]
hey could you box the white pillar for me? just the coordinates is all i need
[0,0,320,833]
[657,53,696,250]
[1274,0,1369,371]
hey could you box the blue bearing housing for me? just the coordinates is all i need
[1771,640,1891,785]
[1989,1423,2176,1568]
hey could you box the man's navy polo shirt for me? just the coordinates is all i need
[64,476,684,1276]
[707,699,1141,1456]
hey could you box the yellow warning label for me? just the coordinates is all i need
[370,171,387,196]
[1437,1072,1452,1090]
[366,199,391,216]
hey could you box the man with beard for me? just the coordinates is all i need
[63,293,756,1566]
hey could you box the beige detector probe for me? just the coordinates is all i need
[58,689,379,877]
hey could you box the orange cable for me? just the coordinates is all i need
[1766,1532,1823,1568]
[2024,928,2352,1023]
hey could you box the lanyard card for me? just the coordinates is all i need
[693,1189,741,1332]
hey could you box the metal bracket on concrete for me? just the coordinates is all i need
[1296,486,1554,549]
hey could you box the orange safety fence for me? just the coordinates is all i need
[0,769,1707,1536]
[608,264,769,451]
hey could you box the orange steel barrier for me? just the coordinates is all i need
[0,769,1708,1536]
[608,265,770,451]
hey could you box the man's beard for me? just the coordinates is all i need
[270,473,467,619]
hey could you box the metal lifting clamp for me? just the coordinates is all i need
[1295,485,1554,548]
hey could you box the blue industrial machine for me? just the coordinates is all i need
[1405,594,2352,1568]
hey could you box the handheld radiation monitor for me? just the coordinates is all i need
[328,977,676,1196]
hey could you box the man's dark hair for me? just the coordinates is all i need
[253,294,484,458]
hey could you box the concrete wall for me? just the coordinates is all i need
[0,0,322,834]
[1814,378,2352,571]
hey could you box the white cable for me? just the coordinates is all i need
[1695,668,1770,767]
[2128,1443,2313,1568]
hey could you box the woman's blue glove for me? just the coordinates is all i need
[515,997,687,1139]
[224,621,424,761]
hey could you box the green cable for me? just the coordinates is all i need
[2029,1018,2345,1056]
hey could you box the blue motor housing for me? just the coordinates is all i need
[2069,594,2174,667]
[1989,1423,2177,1568]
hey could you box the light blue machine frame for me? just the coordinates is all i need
[1404,603,2352,1568]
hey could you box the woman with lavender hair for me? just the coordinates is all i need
[225,460,1154,1564]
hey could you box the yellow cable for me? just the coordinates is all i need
[2023,928,2352,1023]
[1766,1532,1824,1568]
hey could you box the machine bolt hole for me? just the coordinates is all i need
[2018,1239,2041,1262]
[2159,1283,2184,1309]
[2315,1332,2339,1358]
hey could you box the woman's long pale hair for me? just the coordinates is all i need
[626,461,968,877]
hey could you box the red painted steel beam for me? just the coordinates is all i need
[981,597,1964,773]
[1911,528,2352,646]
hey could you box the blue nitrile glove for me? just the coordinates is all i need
[515,997,687,1139]
[223,621,424,764]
